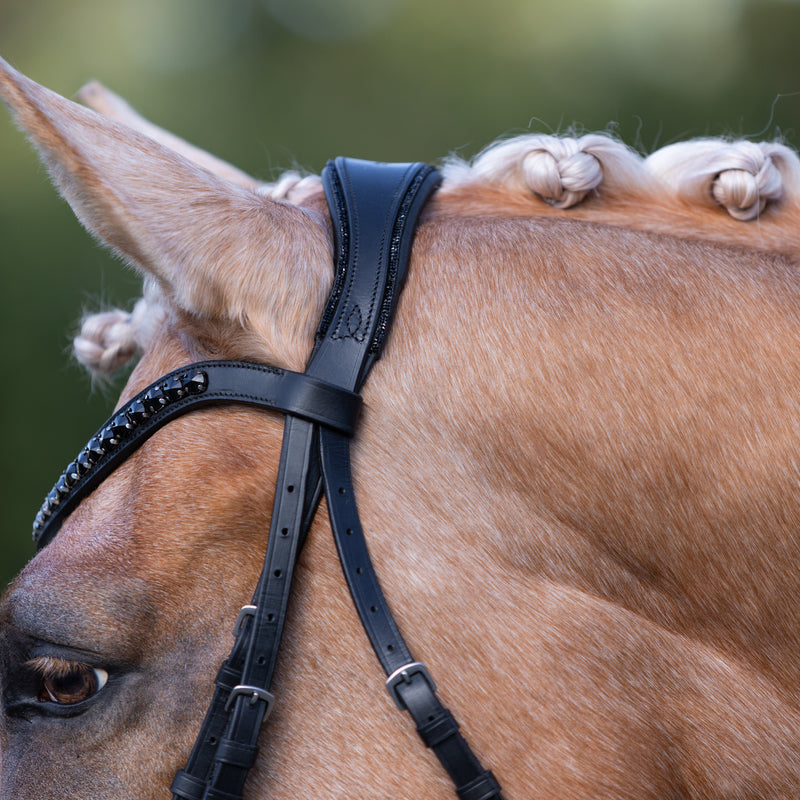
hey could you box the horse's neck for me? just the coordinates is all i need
[356,201,800,694]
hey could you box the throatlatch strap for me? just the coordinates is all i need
[311,158,504,800]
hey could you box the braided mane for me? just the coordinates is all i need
[77,133,800,377]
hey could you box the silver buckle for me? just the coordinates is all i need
[385,662,437,710]
[225,684,275,717]
[233,605,257,637]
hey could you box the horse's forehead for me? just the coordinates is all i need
[1,530,158,658]
[1,446,171,650]
[2,360,281,659]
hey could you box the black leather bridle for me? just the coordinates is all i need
[31,158,505,800]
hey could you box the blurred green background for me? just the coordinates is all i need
[2,0,800,590]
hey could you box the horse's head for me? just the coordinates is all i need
[0,58,341,799]
[5,56,800,800]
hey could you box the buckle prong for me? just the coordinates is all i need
[385,662,436,710]
[225,685,275,717]
[233,605,257,637]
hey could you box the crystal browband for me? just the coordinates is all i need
[33,361,362,549]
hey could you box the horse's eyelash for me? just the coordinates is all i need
[25,656,84,678]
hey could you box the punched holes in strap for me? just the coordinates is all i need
[417,708,460,749]
[193,416,319,800]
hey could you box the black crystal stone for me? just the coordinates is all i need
[185,371,208,395]
[55,475,71,498]
[161,376,185,403]
[46,488,60,509]
[86,436,105,462]
[127,399,149,425]
[99,426,118,450]
[110,413,133,440]
[143,387,166,414]
[64,462,81,487]
[76,450,93,474]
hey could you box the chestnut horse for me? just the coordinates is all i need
[3,56,800,799]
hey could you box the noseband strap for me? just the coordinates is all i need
[33,158,504,800]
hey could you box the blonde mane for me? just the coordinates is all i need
[77,133,800,376]
[442,132,800,220]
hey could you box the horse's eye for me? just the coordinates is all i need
[27,657,109,705]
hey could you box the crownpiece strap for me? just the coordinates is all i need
[313,159,504,800]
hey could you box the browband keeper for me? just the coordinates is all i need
[33,360,361,549]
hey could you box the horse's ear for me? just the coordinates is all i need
[0,57,331,364]
[76,80,263,191]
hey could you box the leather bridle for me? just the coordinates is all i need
[30,158,505,800]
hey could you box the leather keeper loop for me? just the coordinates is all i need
[215,662,240,692]
[215,738,259,769]
[456,770,503,800]
[417,708,460,749]
[204,787,243,800]
[169,770,206,800]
